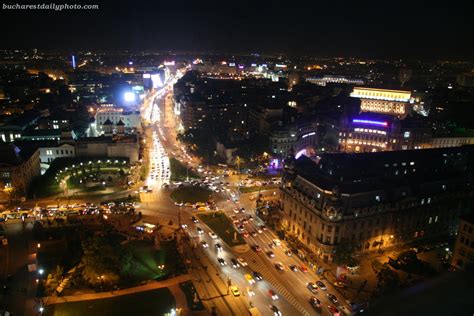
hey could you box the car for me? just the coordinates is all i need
[272,239,281,246]
[256,228,263,233]
[237,257,248,266]
[215,243,223,251]
[285,249,293,256]
[252,245,262,252]
[242,231,249,238]
[237,225,244,232]
[334,281,346,288]
[252,271,263,281]
[230,258,240,268]
[300,265,308,273]
[328,305,341,316]
[208,232,217,239]
[245,274,255,284]
[251,231,258,237]
[307,282,318,294]
[327,293,338,304]
[201,241,209,248]
[289,264,299,272]
[316,281,327,291]
[310,296,322,309]
[268,289,279,300]
[230,286,240,297]
[196,227,204,234]
[267,251,275,258]
[246,287,255,296]
[181,224,188,229]
[191,216,199,223]
[274,262,285,271]
[217,258,226,266]
[269,305,282,316]
[259,225,267,231]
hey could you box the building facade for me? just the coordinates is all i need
[0,143,40,196]
[451,214,474,270]
[95,105,141,134]
[75,135,139,163]
[280,146,474,262]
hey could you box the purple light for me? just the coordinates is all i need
[353,119,388,127]
[271,158,279,169]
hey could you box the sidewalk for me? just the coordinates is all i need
[44,274,191,305]
[169,284,191,316]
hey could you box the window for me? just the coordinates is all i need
[375,195,380,202]
[428,217,433,224]
[435,216,438,223]
[46,150,53,155]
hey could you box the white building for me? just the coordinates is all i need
[95,105,141,134]
[39,143,76,174]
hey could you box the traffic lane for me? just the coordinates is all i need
[186,221,301,316]
[242,228,345,315]
[222,211,344,315]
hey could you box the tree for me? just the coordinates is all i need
[397,250,418,265]
[376,266,400,295]
[333,238,358,266]
[81,235,121,286]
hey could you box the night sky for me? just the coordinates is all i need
[1,0,473,59]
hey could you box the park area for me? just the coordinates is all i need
[44,288,175,316]
[170,185,212,203]
[34,219,184,297]
[197,212,245,246]
[30,157,132,198]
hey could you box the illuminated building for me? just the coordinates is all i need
[338,114,432,153]
[452,214,474,270]
[270,126,297,157]
[95,105,141,134]
[280,146,474,262]
[350,87,413,117]
[306,75,364,87]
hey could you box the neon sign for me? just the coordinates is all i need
[352,119,388,127]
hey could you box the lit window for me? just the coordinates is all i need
[375,195,380,202]
[428,217,432,224]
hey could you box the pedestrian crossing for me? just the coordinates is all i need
[242,251,313,316]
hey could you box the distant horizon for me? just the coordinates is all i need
[1,48,473,63]
[1,0,472,61]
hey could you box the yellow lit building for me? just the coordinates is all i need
[350,87,413,117]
